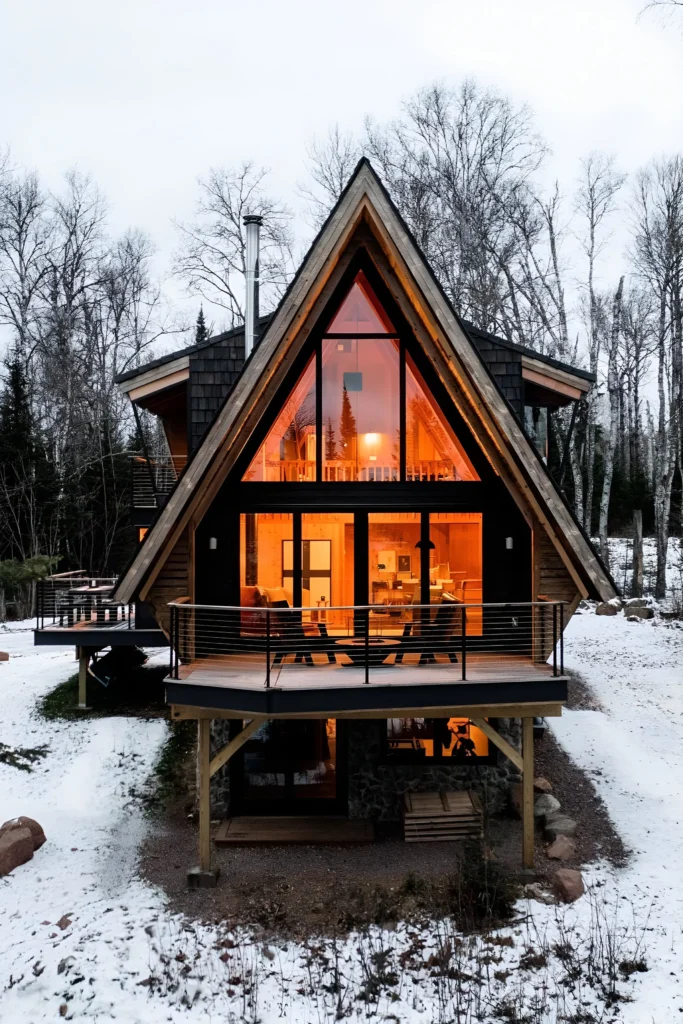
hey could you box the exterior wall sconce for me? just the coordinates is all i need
[505,537,514,550]
[209,537,218,550]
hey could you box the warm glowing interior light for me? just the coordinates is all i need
[363,433,380,447]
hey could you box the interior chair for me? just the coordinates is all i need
[417,595,462,665]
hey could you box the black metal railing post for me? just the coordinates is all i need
[461,605,467,681]
[364,608,370,685]
[552,603,558,676]
[265,608,271,688]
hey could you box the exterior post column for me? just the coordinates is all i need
[522,716,535,869]
[77,647,90,710]
[198,717,212,873]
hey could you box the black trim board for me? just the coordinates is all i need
[165,678,567,715]
[34,629,169,648]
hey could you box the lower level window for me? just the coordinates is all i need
[386,718,491,762]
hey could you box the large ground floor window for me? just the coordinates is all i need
[386,718,492,762]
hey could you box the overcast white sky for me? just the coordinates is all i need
[1,0,682,348]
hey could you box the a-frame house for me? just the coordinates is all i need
[38,159,617,879]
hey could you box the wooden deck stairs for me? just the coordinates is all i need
[403,791,483,843]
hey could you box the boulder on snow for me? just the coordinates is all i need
[554,867,585,903]
[0,816,46,851]
[533,776,553,794]
[534,793,561,819]
[0,827,34,875]
[596,600,621,616]
[546,834,577,860]
[627,605,654,620]
[625,597,648,609]
[0,651,8,662]
[544,813,578,839]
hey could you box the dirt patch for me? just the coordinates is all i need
[140,729,627,938]
[564,668,605,711]
[141,817,520,939]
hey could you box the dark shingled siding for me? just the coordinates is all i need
[189,331,246,453]
[468,334,524,417]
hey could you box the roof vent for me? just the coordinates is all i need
[244,214,262,358]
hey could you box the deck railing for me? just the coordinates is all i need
[36,573,132,630]
[130,455,187,509]
[247,459,466,483]
[168,600,565,685]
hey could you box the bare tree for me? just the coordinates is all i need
[598,276,625,568]
[631,156,683,597]
[298,125,360,229]
[173,162,295,326]
[573,154,625,530]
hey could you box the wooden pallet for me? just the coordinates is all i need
[403,791,483,843]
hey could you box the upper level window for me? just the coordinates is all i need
[325,272,395,334]
[242,271,480,483]
[244,355,316,482]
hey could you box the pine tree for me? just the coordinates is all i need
[339,384,357,465]
[0,350,58,562]
[195,306,209,345]
[325,417,337,461]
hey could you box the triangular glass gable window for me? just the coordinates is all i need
[325,271,395,334]
[243,355,316,481]
[405,354,479,481]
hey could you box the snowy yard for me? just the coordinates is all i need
[0,613,681,1022]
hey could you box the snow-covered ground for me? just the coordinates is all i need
[0,614,681,1022]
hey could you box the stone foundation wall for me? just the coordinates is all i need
[346,719,520,821]
[207,718,521,821]
[209,719,231,818]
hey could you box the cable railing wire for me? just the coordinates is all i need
[168,600,566,686]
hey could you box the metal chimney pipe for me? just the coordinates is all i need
[244,214,262,358]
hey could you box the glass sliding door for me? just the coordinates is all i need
[241,719,339,811]
[367,512,422,628]
[239,513,294,606]
[301,513,354,631]
[429,512,483,634]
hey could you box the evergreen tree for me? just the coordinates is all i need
[0,350,58,561]
[325,417,337,461]
[195,306,209,345]
[339,384,357,464]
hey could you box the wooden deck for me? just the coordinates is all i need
[214,816,374,845]
[175,652,556,690]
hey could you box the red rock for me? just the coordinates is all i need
[554,868,585,902]
[533,777,553,793]
[0,816,46,851]
[546,835,577,860]
[0,651,8,661]
[56,915,73,931]
[0,827,34,875]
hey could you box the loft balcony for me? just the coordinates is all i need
[166,600,567,717]
[130,455,187,511]
[34,572,168,647]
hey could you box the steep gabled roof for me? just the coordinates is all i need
[114,158,616,605]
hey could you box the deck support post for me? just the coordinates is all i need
[188,717,219,888]
[522,716,535,870]
[76,647,91,711]
[190,718,266,889]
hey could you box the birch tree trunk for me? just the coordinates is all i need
[598,277,625,570]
